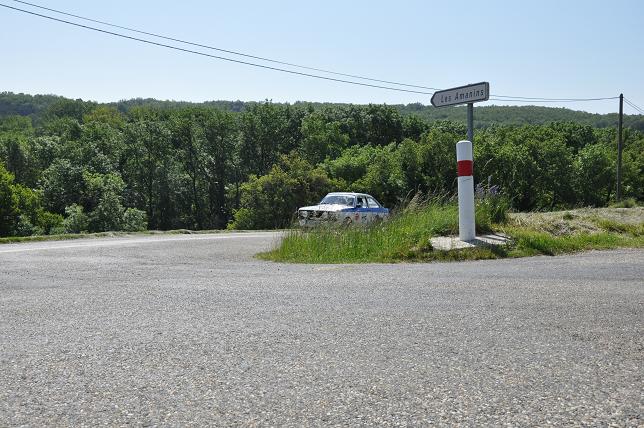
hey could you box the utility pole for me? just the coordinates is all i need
[616,93,623,201]
[467,103,474,145]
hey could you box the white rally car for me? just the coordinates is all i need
[298,192,389,227]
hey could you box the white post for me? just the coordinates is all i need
[456,140,475,241]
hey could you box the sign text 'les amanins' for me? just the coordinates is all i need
[430,82,490,108]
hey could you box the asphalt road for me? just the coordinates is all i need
[1,233,642,426]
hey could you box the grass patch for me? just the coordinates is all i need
[610,197,638,208]
[502,228,643,257]
[260,204,644,264]
[592,218,643,236]
[261,203,459,263]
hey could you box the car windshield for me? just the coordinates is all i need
[320,195,354,206]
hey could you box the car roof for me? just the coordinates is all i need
[326,192,369,197]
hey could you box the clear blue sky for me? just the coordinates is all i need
[1,0,643,114]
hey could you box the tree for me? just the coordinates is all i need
[573,143,614,206]
[84,172,127,232]
[0,164,62,237]
[366,104,403,146]
[0,164,19,236]
[171,110,206,229]
[300,113,349,165]
[351,143,405,207]
[41,158,85,214]
[229,154,336,230]
[201,109,237,228]
[122,117,172,229]
[237,102,295,177]
[63,204,89,234]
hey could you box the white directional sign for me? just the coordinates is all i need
[431,82,490,107]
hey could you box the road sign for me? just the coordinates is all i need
[431,82,490,108]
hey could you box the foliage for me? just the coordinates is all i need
[0,91,642,237]
[85,172,126,232]
[63,204,89,234]
[475,183,511,232]
[573,143,614,206]
[122,208,148,232]
[0,164,19,236]
[0,163,62,237]
[229,154,336,230]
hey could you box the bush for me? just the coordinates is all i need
[0,164,19,237]
[15,215,43,237]
[36,210,64,235]
[229,154,336,230]
[122,208,148,232]
[49,226,66,235]
[63,204,89,233]
[90,191,123,232]
[611,198,638,208]
[475,182,511,233]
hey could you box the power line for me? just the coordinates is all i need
[488,96,619,103]
[624,98,644,115]
[0,3,439,97]
[6,0,620,104]
[624,99,642,114]
[490,95,619,101]
[10,0,442,92]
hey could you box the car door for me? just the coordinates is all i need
[355,195,369,223]
[366,196,384,222]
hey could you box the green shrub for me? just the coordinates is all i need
[611,198,638,208]
[49,226,67,235]
[36,210,64,235]
[63,204,89,233]
[90,192,123,232]
[15,215,42,237]
[474,183,510,233]
[229,154,335,230]
[122,208,148,232]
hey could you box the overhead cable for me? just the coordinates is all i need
[488,96,619,103]
[624,98,644,115]
[7,0,621,103]
[10,0,443,91]
[0,3,439,96]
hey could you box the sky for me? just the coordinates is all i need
[1,0,643,114]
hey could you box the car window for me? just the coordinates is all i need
[356,197,366,208]
[320,195,354,206]
[367,197,380,208]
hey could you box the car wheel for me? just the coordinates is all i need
[344,217,352,226]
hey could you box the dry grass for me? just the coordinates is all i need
[508,207,644,236]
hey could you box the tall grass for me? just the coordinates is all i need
[261,194,515,263]
[263,200,459,263]
[260,196,643,263]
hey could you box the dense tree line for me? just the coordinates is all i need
[3,91,644,131]
[0,95,642,236]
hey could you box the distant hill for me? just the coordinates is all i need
[2,91,643,131]
[395,104,641,130]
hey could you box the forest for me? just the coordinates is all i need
[0,91,642,237]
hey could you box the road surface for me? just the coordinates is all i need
[1,233,642,426]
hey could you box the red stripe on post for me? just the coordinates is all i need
[457,160,473,177]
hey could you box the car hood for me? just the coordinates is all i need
[298,204,352,212]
